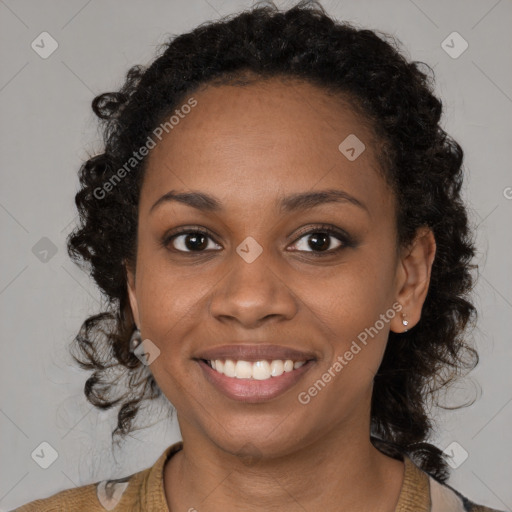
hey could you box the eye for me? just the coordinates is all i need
[289,224,355,256]
[162,224,356,256]
[164,228,222,253]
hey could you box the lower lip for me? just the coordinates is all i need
[197,359,315,403]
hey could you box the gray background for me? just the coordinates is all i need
[0,0,511,510]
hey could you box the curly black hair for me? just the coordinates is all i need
[66,0,479,482]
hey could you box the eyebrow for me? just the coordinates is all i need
[149,188,369,215]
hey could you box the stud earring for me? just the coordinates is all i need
[401,313,409,332]
[130,327,142,352]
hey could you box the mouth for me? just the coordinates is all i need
[202,358,308,379]
[194,345,317,403]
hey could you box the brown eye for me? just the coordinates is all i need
[289,224,356,257]
[164,229,222,253]
[292,231,343,253]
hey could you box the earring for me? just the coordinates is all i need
[401,313,409,333]
[130,327,142,352]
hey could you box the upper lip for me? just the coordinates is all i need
[195,344,318,362]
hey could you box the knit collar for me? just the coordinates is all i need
[142,441,430,512]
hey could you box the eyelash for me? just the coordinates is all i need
[161,224,356,258]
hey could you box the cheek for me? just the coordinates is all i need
[303,259,394,334]
[295,279,393,419]
[136,267,204,409]
[133,255,198,370]
[299,255,396,374]
[135,240,203,327]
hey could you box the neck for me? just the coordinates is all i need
[163,422,405,512]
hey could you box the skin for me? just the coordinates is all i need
[126,78,436,511]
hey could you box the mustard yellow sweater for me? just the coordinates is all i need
[13,441,504,511]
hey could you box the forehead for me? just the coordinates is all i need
[141,78,393,218]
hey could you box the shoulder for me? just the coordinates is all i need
[429,474,506,512]
[12,442,182,512]
[12,471,141,512]
[397,454,505,512]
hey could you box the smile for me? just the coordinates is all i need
[205,358,306,380]
[197,358,315,403]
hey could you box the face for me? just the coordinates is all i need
[126,78,432,459]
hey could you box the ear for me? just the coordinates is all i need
[125,260,141,328]
[390,227,436,333]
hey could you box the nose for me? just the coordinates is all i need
[209,250,298,329]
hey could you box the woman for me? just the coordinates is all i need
[15,1,504,510]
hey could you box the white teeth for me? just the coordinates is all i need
[283,360,294,372]
[223,359,236,377]
[252,360,271,380]
[270,360,284,377]
[235,360,252,379]
[207,358,307,380]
